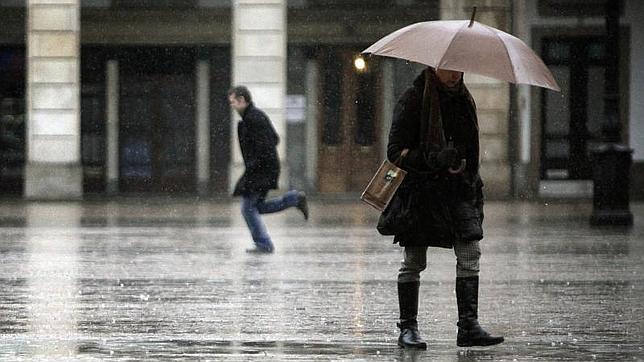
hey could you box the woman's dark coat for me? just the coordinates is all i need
[233,103,280,197]
[386,72,484,248]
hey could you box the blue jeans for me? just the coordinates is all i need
[241,190,300,251]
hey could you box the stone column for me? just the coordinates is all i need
[25,0,82,199]
[381,60,395,159]
[304,60,319,192]
[512,0,535,198]
[105,60,119,195]
[441,0,512,198]
[196,60,211,195]
[230,0,287,192]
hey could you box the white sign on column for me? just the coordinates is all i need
[231,0,287,193]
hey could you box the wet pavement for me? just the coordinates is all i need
[0,198,642,361]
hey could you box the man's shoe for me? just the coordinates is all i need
[397,321,427,349]
[296,192,309,221]
[245,247,273,254]
[456,276,504,347]
[245,241,274,254]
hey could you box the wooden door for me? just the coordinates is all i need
[318,50,382,193]
[119,74,195,192]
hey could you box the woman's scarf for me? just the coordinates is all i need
[419,68,478,158]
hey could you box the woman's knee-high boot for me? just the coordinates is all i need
[397,281,427,349]
[456,276,504,347]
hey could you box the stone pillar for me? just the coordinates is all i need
[304,60,319,192]
[25,0,82,200]
[230,0,287,192]
[512,0,536,198]
[105,60,119,195]
[441,0,512,198]
[196,60,211,195]
[381,60,395,159]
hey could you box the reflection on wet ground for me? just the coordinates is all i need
[0,200,642,360]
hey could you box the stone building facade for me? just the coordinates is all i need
[0,0,642,200]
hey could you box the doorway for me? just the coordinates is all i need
[317,49,382,193]
[118,48,196,193]
[0,46,25,195]
[540,37,606,181]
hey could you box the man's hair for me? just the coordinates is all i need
[228,86,252,103]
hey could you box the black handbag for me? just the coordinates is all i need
[376,183,415,236]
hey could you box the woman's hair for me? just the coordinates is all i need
[228,85,253,103]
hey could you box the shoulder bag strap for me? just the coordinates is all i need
[393,149,409,167]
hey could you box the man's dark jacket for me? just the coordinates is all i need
[233,103,280,197]
[386,71,484,248]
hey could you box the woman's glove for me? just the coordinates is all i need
[435,147,460,169]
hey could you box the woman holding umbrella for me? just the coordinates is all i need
[385,66,503,349]
[363,10,559,349]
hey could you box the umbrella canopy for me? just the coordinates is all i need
[362,19,560,91]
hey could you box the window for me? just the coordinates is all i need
[113,0,197,9]
[322,51,343,145]
[82,0,111,7]
[354,71,376,146]
[289,0,437,8]
[81,48,107,192]
[541,38,607,180]
[538,0,624,17]
[0,0,23,7]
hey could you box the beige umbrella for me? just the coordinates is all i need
[362,11,560,91]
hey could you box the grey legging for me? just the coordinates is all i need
[398,241,481,283]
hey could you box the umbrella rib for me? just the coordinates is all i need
[435,21,469,69]
[483,24,517,83]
